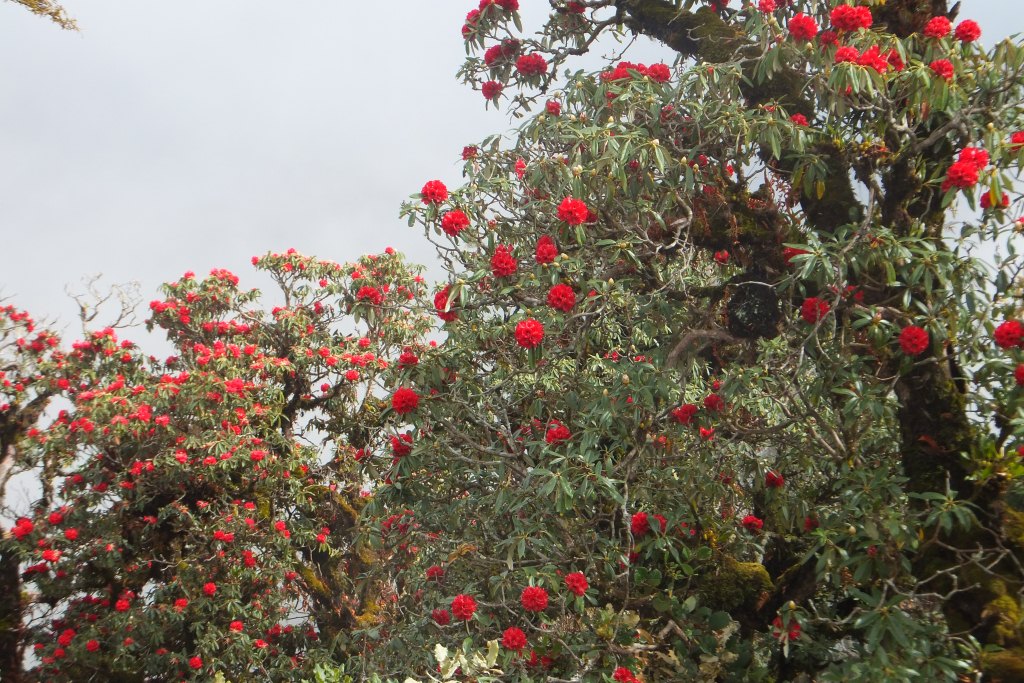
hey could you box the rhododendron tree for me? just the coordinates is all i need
[377,1,1024,681]
[1,251,431,681]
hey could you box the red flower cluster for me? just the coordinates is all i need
[631,511,667,537]
[480,0,519,11]
[547,284,576,312]
[391,387,420,415]
[426,565,445,581]
[923,16,951,39]
[545,420,571,445]
[772,616,802,641]
[981,191,1010,210]
[535,236,559,263]
[502,626,527,651]
[432,608,451,625]
[600,61,671,83]
[1015,363,1024,386]
[491,245,518,277]
[790,113,808,126]
[788,13,818,41]
[830,4,872,31]
[994,320,1023,349]
[545,99,561,116]
[613,667,639,683]
[899,325,930,356]
[930,59,955,82]
[421,180,448,205]
[782,246,809,265]
[943,146,988,190]
[757,0,776,12]
[515,319,545,349]
[765,471,785,489]
[482,80,504,100]
[435,286,458,322]
[356,285,383,306]
[451,593,477,620]
[955,19,981,42]
[564,571,588,596]
[484,40,519,66]
[11,517,33,540]
[441,209,470,237]
[516,53,548,76]
[671,403,698,425]
[800,297,830,324]
[521,586,549,612]
[742,514,764,532]
[703,393,724,412]
[557,196,590,225]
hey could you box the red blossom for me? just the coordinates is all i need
[899,325,930,356]
[420,180,448,205]
[547,284,576,312]
[565,571,588,596]
[800,297,830,324]
[451,594,477,620]
[391,387,420,415]
[994,321,1023,349]
[515,319,545,349]
[923,16,951,39]
[535,236,559,264]
[502,626,528,651]
[557,197,590,226]
[955,19,981,42]
[788,13,819,41]
[521,585,549,612]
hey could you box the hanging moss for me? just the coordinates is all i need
[981,648,1024,682]
[698,555,773,613]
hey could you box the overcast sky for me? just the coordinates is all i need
[0,0,1020,338]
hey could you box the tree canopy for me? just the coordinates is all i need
[3,1,1024,682]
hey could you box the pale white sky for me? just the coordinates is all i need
[0,1,1019,336]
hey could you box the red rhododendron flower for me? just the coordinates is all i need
[482,80,504,100]
[788,13,819,41]
[547,284,576,312]
[426,565,445,581]
[834,46,860,64]
[545,99,561,116]
[521,585,549,612]
[356,285,383,306]
[857,45,890,74]
[713,249,730,264]
[613,667,639,683]
[451,594,477,620]
[703,393,724,412]
[516,53,548,76]
[515,319,545,349]
[899,325,930,356]
[398,348,419,367]
[765,471,785,489]
[86,639,100,652]
[646,62,671,83]
[535,235,559,264]
[434,286,458,322]
[790,113,808,126]
[441,209,469,237]
[800,297,830,324]
[671,403,698,425]
[742,514,764,531]
[391,433,413,458]
[462,145,478,160]
[994,320,1023,349]
[758,0,776,12]
[203,582,217,597]
[420,180,448,205]
[502,626,528,651]
[959,146,990,170]
[545,421,571,445]
[491,245,518,277]
[930,59,954,82]
[189,656,203,670]
[783,246,809,265]
[831,4,872,31]
[557,197,590,225]
[229,620,244,632]
[432,608,451,625]
[772,616,802,640]
[392,387,420,414]
[1015,363,1024,386]
[981,191,1010,210]
[11,517,33,540]
[565,571,588,596]
[944,160,979,189]
[923,16,951,39]
[631,511,651,536]
[955,19,981,42]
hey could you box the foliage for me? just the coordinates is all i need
[4,1,1024,682]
